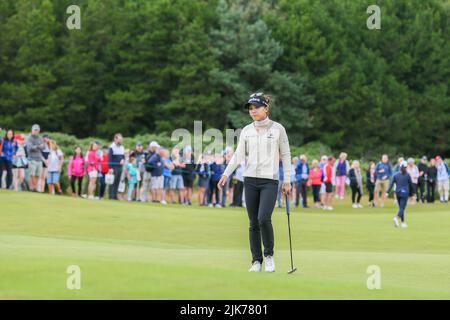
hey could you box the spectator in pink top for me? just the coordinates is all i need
[308,159,324,208]
[68,146,85,197]
[86,142,101,200]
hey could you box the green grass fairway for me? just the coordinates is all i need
[1,190,449,299]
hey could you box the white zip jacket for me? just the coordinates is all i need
[223,118,292,183]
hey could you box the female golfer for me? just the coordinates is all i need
[218,93,291,273]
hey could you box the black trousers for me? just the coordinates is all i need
[412,183,418,198]
[109,166,122,200]
[427,181,436,203]
[231,180,244,206]
[1,159,13,189]
[367,182,375,202]
[351,184,362,204]
[397,195,408,222]
[417,177,426,202]
[312,185,321,203]
[208,179,220,205]
[244,177,278,263]
[295,179,308,207]
[71,176,83,196]
[99,174,107,198]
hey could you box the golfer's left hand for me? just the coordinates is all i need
[282,182,291,195]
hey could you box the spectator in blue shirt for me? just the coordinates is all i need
[1,129,15,189]
[374,154,392,208]
[295,154,310,208]
[149,148,164,203]
[208,155,224,208]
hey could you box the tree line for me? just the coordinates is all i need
[0,0,448,158]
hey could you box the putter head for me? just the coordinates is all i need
[287,267,298,274]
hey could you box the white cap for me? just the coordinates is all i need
[149,141,160,149]
[400,160,408,168]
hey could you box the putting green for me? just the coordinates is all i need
[0,190,449,299]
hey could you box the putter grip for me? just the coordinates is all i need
[285,194,290,215]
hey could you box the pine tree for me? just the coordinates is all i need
[210,0,313,144]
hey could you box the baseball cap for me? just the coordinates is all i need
[400,160,408,168]
[421,156,428,161]
[136,141,143,147]
[435,156,442,161]
[244,92,269,109]
[32,124,40,131]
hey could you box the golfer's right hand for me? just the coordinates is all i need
[217,175,228,190]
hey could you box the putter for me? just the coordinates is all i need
[285,194,298,274]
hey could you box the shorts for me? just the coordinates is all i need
[182,175,194,188]
[47,171,61,184]
[325,182,333,193]
[88,170,98,179]
[151,175,164,189]
[375,179,390,193]
[164,176,171,189]
[29,160,43,177]
[170,175,184,189]
[198,177,209,188]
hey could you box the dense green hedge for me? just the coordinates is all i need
[11,130,447,194]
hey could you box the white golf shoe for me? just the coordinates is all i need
[264,256,275,273]
[248,261,262,272]
[393,216,400,228]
